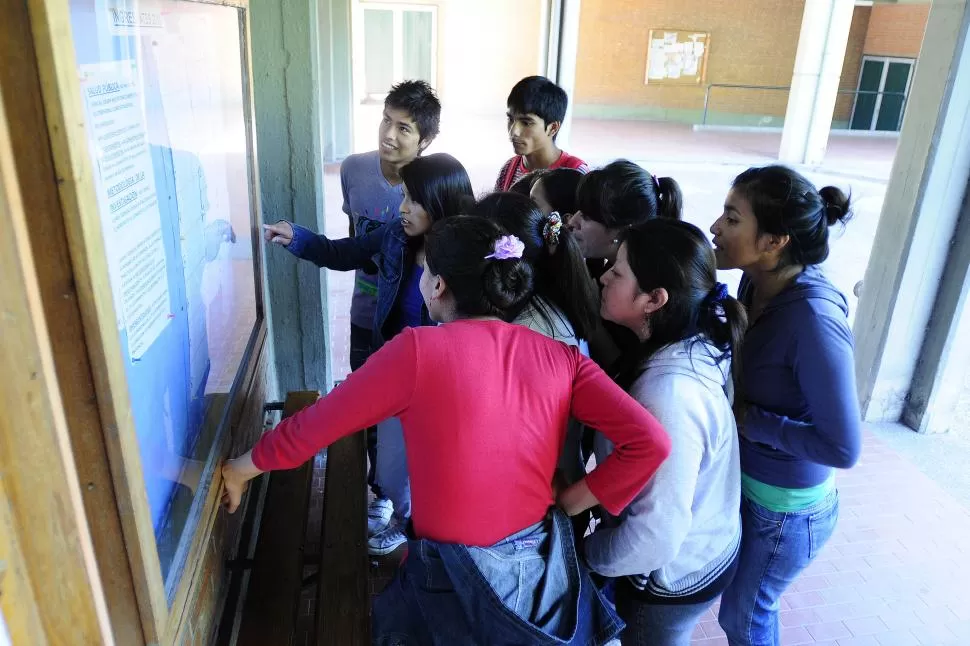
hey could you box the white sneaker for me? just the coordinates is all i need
[367,497,393,536]
[367,524,407,555]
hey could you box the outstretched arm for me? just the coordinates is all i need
[263,220,386,271]
[222,329,418,512]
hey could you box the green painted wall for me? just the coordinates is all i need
[251,0,331,394]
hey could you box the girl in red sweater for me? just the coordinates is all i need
[222,216,670,644]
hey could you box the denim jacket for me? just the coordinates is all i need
[372,509,623,645]
[286,217,435,349]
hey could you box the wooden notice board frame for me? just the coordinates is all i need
[5,0,269,643]
[644,29,711,86]
[0,29,115,643]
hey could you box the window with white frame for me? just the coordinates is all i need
[360,3,437,100]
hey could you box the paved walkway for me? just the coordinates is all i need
[305,120,970,645]
[692,430,970,645]
[325,118,896,382]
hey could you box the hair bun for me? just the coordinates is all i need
[819,186,852,226]
[483,259,534,313]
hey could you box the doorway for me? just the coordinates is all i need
[850,56,914,132]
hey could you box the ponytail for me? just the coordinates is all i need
[543,226,600,340]
[576,160,684,229]
[701,288,748,409]
[656,176,683,220]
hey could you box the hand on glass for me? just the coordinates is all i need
[263,221,294,246]
[221,451,263,514]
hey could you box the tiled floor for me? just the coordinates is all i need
[294,426,970,646]
[301,121,970,645]
[686,431,970,645]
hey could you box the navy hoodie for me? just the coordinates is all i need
[738,265,862,489]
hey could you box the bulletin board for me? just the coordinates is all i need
[645,29,711,86]
[57,0,263,641]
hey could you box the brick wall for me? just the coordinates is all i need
[575,0,806,118]
[573,1,924,123]
[864,3,929,59]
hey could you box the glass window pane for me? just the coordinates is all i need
[876,62,912,131]
[403,10,433,83]
[67,0,257,592]
[851,59,884,130]
[364,9,395,95]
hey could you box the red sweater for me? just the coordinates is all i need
[495,151,589,192]
[252,320,670,546]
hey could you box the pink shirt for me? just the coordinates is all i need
[252,320,670,546]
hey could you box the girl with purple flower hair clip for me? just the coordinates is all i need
[225,214,672,645]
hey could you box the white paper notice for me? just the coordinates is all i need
[80,61,170,360]
[648,40,668,80]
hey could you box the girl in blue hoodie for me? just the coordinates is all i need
[710,166,862,645]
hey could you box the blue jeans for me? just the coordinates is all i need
[718,490,839,646]
[349,322,373,373]
[616,589,714,646]
[350,323,381,498]
[372,509,623,645]
[376,417,410,524]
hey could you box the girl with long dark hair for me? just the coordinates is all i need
[226,216,671,645]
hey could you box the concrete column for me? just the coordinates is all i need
[854,0,970,425]
[251,0,332,395]
[541,0,581,150]
[778,0,855,166]
[541,0,560,80]
[903,192,970,433]
[555,0,582,149]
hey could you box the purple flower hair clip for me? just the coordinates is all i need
[485,235,525,260]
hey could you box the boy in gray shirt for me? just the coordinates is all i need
[340,80,441,536]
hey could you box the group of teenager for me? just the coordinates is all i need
[222,76,863,646]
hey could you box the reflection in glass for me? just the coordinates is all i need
[68,0,257,593]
